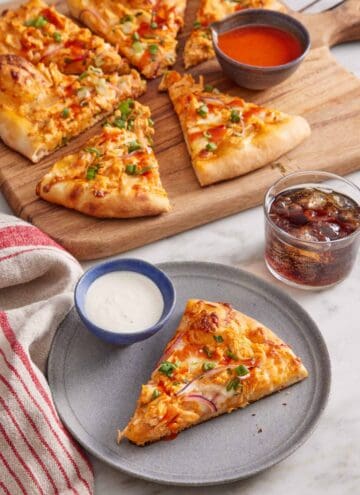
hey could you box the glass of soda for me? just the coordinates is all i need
[264,171,360,289]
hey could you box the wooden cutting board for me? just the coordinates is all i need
[1,0,360,260]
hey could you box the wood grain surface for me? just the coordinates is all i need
[0,0,360,260]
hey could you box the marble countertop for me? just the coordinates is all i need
[0,0,359,493]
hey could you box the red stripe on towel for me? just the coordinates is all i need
[0,396,58,493]
[0,452,28,495]
[0,373,76,494]
[0,225,63,250]
[0,348,92,493]
[0,422,43,494]
[0,313,93,490]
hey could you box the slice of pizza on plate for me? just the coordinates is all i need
[66,0,187,79]
[118,299,308,445]
[184,0,286,69]
[159,71,310,186]
[36,100,170,217]
[0,55,146,162]
[0,0,129,75]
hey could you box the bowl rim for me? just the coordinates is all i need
[74,258,176,342]
[211,8,311,72]
[263,170,360,246]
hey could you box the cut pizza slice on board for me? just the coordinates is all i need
[184,0,286,69]
[160,71,310,186]
[0,0,129,75]
[118,299,308,445]
[36,100,170,217]
[67,0,187,79]
[0,55,146,162]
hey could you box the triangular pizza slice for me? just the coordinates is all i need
[0,0,129,75]
[118,299,308,445]
[36,100,170,217]
[67,0,187,79]
[0,54,145,162]
[160,71,310,186]
[184,0,286,69]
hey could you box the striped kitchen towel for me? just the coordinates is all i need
[0,213,94,494]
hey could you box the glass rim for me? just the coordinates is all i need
[263,170,360,246]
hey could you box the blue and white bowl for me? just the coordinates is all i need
[75,258,176,345]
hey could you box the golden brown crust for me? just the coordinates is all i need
[119,299,308,445]
[0,54,146,162]
[0,0,128,74]
[160,71,310,186]
[67,0,187,79]
[37,101,170,218]
[184,0,286,68]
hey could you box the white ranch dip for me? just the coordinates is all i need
[84,271,164,333]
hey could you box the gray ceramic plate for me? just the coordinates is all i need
[48,262,331,486]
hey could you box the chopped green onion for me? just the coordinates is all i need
[86,165,99,180]
[78,71,88,81]
[203,345,213,358]
[203,362,216,371]
[118,98,134,119]
[213,335,223,343]
[203,130,211,139]
[120,14,133,23]
[204,84,214,92]
[132,41,144,53]
[127,118,135,131]
[230,109,241,123]
[193,20,202,29]
[158,361,177,377]
[53,31,62,43]
[132,32,140,41]
[150,21,158,29]
[226,350,238,360]
[24,16,48,28]
[197,104,208,118]
[226,377,240,392]
[125,164,137,175]
[148,118,154,127]
[61,108,70,119]
[127,141,142,153]
[151,389,160,400]
[149,44,158,55]
[206,142,217,152]
[112,117,126,129]
[84,147,101,157]
[235,364,250,376]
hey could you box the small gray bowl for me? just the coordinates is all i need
[211,9,310,90]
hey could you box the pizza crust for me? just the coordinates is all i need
[194,115,311,186]
[36,180,170,218]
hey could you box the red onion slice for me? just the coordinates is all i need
[182,394,217,413]
[177,361,253,396]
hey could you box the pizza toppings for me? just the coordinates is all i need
[0,0,128,75]
[67,0,187,78]
[160,70,310,186]
[36,100,170,217]
[118,299,308,445]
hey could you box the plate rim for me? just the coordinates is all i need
[48,261,331,486]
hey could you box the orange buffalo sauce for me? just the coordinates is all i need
[218,25,302,67]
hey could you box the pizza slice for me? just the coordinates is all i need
[184,0,286,69]
[0,0,129,75]
[67,0,187,79]
[0,55,146,162]
[36,100,170,217]
[118,299,308,445]
[159,71,310,186]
